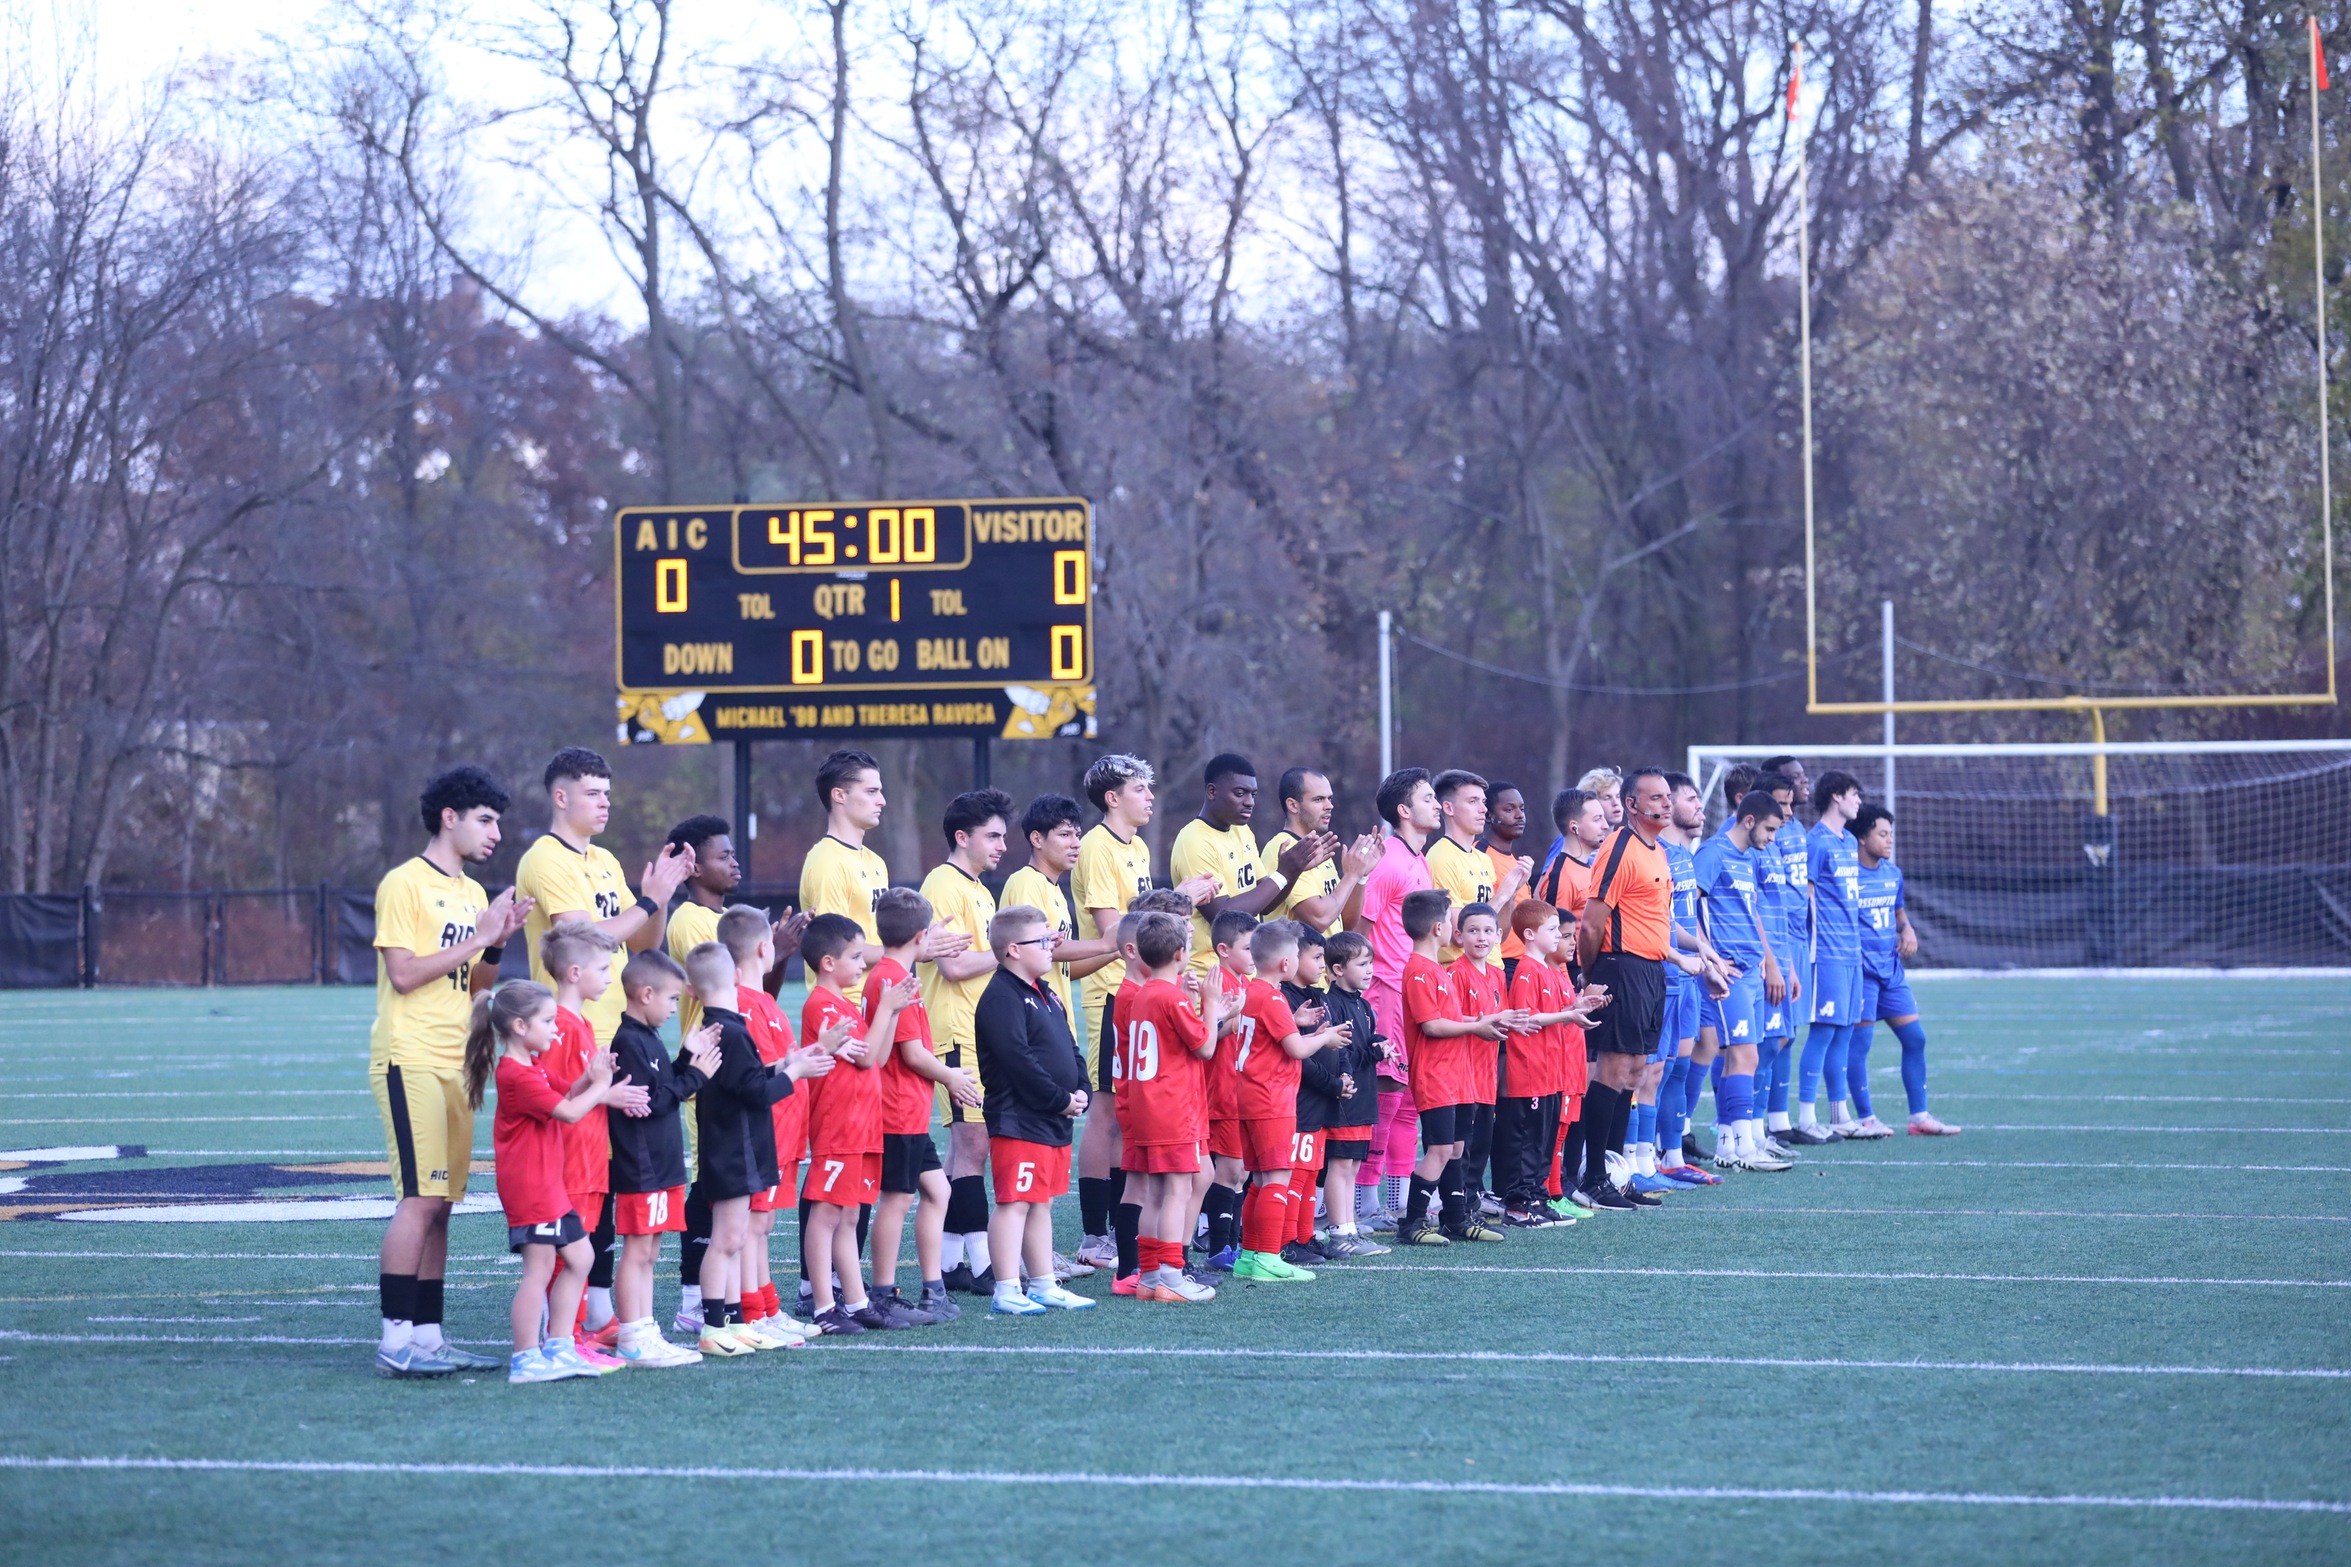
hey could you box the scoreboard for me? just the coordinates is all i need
[614,497,1095,743]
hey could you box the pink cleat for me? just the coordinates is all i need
[1908,1113,1962,1136]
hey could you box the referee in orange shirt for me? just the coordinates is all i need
[1574,767,1678,1211]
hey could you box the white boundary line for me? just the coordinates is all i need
[1609,1206,2349,1222]
[0,1455,2342,1515]
[1822,1160,2351,1173]
[1357,1264,2351,1289]
[1906,968,2351,979]
[1958,1125,2351,1134]
[1930,1094,2351,1105]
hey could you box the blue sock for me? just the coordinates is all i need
[1633,1100,1658,1153]
[1846,1026,1874,1117]
[1720,1072,1755,1126]
[1765,1040,1794,1115]
[1822,1025,1853,1110]
[1893,1018,1929,1114]
[1659,1058,1690,1153]
[1682,1056,1708,1126]
[1800,1022,1838,1105]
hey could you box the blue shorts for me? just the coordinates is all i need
[1653,977,1699,1061]
[1860,972,1918,1023]
[1808,959,1864,1025]
[1704,969,1765,1048]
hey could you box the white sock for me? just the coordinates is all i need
[1767,1110,1792,1132]
[1336,1220,1359,1235]
[1911,1109,1931,1124]
[411,1321,445,1353]
[1745,1118,1767,1152]
[379,1317,413,1353]
[964,1234,992,1277]
[1797,1101,1819,1129]
[679,1283,702,1318]
[940,1232,965,1272]
[583,1286,614,1330]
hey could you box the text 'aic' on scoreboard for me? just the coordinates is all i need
[614,498,1094,695]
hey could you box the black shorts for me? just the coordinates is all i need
[941,1044,982,1123]
[881,1131,943,1194]
[508,1211,587,1252]
[1588,951,1667,1056]
[1097,1003,1119,1095]
[1418,1105,1467,1145]
[1323,1137,1372,1163]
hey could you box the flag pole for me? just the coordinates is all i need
[1795,40,1818,710]
[2317,19,2339,700]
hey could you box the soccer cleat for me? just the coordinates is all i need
[1137,1280,1185,1303]
[1202,1244,1239,1273]
[1909,1113,1962,1135]
[569,1341,627,1372]
[1183,1264,1223,1289]
[1280,1241,1323,1267]
[1075,1233,1120,1269]
[1669,1164,1723,1186]
[874,1292,939,1329]
[508,1347,593,1384]
[1783,1123,1833,1146]
[1550,1194,1595,1221]
[1763,1135,1798,1159]
[1111,1270,1140,1297]
[375,1343,456,1380]
[940,1263,981,1295]
[1444,1219,1507,1243]
[1395,1217,1451,1246]
[697,1325,755,1357]
[1619,1185,1662,1208]
[1345,1233,1392,1255]
[1741,1146,1794,1172]
[743,1316,808,1349]
[918,1283,962,1322]
[1585,1184,1636,1210]
[580,1319,622,1350]
[1711,1144,1746,1171]
[1051,1251,1094,1281]
[813,1306,868,1336]
[1851,1115,1897,1140]
[847,1300,897,1331]
[1162,1271,1218,1302]
[991,1288,1048,1316]
[1025,1280,1098,1310]
[1320,1233,1375,1257]
[1232,1250,1316,1281]
[1364,1210,1400,1235]
[1681,1133,1705,1163]
[432,1342,504,1371]
[674,1306,707,1335]
[617,1331,703,1368]
[1629,1172,1678,1196]
[1500,1207,1553,1228]
[543,1340,618,1377]
[1475,1189,1506,1218]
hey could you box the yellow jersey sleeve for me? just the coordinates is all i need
[516,837,630,1042]
[1074,824,1153,1009]
[917,864,997,1045]
[1001,866,1074,1015]
[1171,820,1258,975]
[367,857,488,1072]
[665,900,723,1042]
[1260,830,1342,934]
[1426,837,1497,964]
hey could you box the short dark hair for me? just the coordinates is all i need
[1487,780,1521,804]
[1760,771,1797,798]
[943,788,1014,848]
[1297,927,1327,952]
[1134,911,1189,969]
[1323,931,1371,967]
[666,814,732,855]
[544,747,610,794]
[1760,755,1800,776]
[1852,802,1895,838]
[1457,901,1498,929]
[815,748,879,813]
[1205,752,1256,786]
[1249,919,1303,965]
[874,886,932,949]
[1401,888,1452,941]
[1722,764,1758,803]
[419,765,509,837]
[1130,887,1194,916]
[1210,908,1259,949]
[1734,790,1785,824]
[1432,768,1487,804]
[1664,770,1696,795]
[1375,767,1431,829]
[1812,770,1863,816]
[800,912,864,970]
[1626,766,1670,798]
[1551,787,1590,832]
[1021,793,1084,842]
[1276,767,1323,814]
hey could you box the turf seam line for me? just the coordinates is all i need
[0,1457,2341,1513]
[1360,1265,2351,1288]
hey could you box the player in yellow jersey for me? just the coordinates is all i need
[516,748,694,1046]
[799,749,907,995]
[920,789,1014,1292]
[1005,791,1121,1267]
[371,765,533,1379]
[1259,766,1379,935]
[1170,753,1333,977]
[660,811,811,1334]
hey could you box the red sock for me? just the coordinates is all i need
[1294,1178,1319,1243]
[759,1283,779,1316]
[1245,1181,1291,1254]
[743,1288,767,1321]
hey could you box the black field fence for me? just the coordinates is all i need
[0,884,817,989]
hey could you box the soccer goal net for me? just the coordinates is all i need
[1687,741,2351,970]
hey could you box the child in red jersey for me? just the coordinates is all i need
[867,887,979,1325]
[1397,890,1522,1247]
[716,905,813,1346]
[539,925,626,1365]
[1108,887,1209,1295]
[1447,903,1509,1234]
[1117,910,1237,1302]
[1499,902,1607,1226]
[464,980,646,1384]
[1198,908,1259,1270]
[1230,920,1349,1282]
[798,912,917,1335]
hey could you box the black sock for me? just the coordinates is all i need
[1562,1113,1588,1195]
[946,1175,989,1237]
[1206,1183,1243,1252]
[797,1197,815,1283]
[1608,1089,1634,1156]
[379,1272,417,1322]
[1582,1083,1622,1192]
[704,1298,728,1329]
[1112,1201,1142,1277]
[679,1182,710,1287]
[1439,1158,1467,1226]
[855,1202,872,1260]
[1108,1167,1127,1206]
[585,1200,616,1288]
[414,1277,443,1326]
[1078,1175,1112,1236]
[1406,1175,1434,1221]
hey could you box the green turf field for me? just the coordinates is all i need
[1,978,2346,1564]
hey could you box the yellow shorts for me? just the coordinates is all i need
[937,1041,986,1124]
[372,1062,474,1201]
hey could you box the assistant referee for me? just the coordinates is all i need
[1575,766,1677,1209]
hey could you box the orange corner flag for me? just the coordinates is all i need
[2316,17,2330,92]
[1787,53,1802,120]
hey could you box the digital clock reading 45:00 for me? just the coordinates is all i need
[614,497,1093,695]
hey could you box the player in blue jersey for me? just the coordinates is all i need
[1850,804,1961,1137]
[1798,770,1866,1137]
[1693,789,1794,1172]
[1754,766,1810,1151]
[1630,774,1726,1193]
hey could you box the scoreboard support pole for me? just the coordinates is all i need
[733,740,755,848]
[973,736,993,790]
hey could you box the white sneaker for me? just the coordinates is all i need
[1163,1270,1217,1302]
[991,1287,1047,1316]
[1742,1146,1794,1172]
[617,1329,704,1368]
[1025,1279,1097,1310]
[1712,1137,1744,1171]
[672,1307,706,1336]
[743,1316,807,1349]
[1852,1115,1895,1140]
[1908,1113,1963,1136]
[1051,1251,1094,1280]
[1074,1233,1119,1269]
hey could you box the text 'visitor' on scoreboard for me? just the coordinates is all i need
[614,498,1094,701]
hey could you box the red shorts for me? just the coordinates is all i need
[613,1185,685,1236]
[1240,1116,1298,1175]
[567,1191,605,1232]
[991,1138,1072,1202]
[1122,1139,1204,1175]
[747,1178,784,1213]
[1208,1117,1243,1161]
[801,1150,880,1206]
[1289,1128,1324,1173]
